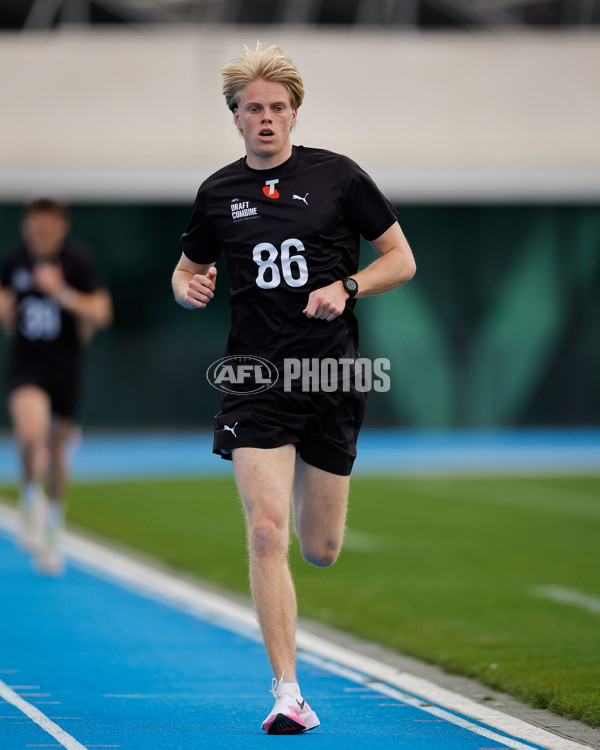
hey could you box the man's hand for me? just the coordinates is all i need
[32,261,67,298]
[303,280,348,321]
[184,266,217,309]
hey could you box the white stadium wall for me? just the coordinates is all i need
[0,28,599,202]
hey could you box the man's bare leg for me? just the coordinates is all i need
[292,455,350,568]
[8,385,51,486]
[233,444,298,681]
[47,417,74,505]
[8,386,71,572]
[36,415,74,572]
[8,386,51,547]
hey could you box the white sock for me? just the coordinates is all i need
[279,680,301,696]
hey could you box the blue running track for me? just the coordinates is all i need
[1,428,600,483]
[0,508,590,750]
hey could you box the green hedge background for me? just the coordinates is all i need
[1,203,598,430]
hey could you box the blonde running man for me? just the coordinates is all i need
[172,44,416,733]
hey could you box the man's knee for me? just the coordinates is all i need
[248,516,289,560]
[300,538,341,568]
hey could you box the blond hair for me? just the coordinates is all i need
[221,43,305,112]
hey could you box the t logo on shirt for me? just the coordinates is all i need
[263,179,280,199]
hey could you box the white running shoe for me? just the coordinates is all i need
[261,678,320,735]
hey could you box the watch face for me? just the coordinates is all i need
[344,278,358,295]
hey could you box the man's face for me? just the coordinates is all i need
[22,211,69,259]
[233,78,297,169]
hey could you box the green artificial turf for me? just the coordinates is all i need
[2,473,599,727]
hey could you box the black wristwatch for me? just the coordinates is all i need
[341,277,359,303]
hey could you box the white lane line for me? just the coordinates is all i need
[19,693,50,698]
[0,502,595,750]
[531,586,600,615]
[300,654,543,750]
[0,680,87,750]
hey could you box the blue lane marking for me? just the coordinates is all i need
[0,530,553,750]
[1,428,599,483]
[355,428,600,475]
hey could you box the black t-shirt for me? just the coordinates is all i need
[0,241,104,375]
[181,145,397,369]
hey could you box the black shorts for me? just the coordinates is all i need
[213,386,367,476]
[8,364,81,420]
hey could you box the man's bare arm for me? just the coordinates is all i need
[61,288,113,331]
[0,285,16,335]
[172,253,218,309]
[303,222,416,321]
[354,221,416,297]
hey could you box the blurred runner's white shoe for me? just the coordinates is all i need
[261,678,320,735]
